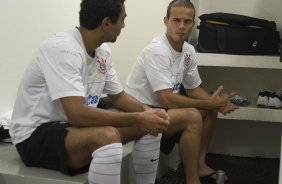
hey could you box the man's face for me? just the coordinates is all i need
[164,6,195,45]
[108,4,126,42]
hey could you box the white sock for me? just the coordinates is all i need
[88,143,122,184]
[133,134,162,184]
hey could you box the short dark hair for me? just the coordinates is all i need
[166,0,195,19]
[79,0,125,30]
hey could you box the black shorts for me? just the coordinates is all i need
[97,97,114,109]
[160,133,181,155]
[16,122,87,175]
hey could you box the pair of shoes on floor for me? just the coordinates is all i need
[230,95,250,106]
[257,89,282,109]
[200,170,229,184]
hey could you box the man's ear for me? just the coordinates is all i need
[101,17,111,31]
[164,16,168,26]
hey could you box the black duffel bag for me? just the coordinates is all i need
[196,12,280,55]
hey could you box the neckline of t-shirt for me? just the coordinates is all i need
[163,34,184,58]
[74,27,98,60]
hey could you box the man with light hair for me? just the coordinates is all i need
[126,0,238,183]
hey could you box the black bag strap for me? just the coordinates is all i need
[199,12,276,30]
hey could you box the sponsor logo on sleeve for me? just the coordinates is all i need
[85,94,100,107]
[172,82,181,93]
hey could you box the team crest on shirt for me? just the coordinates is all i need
[97,58,107,74]
[184,52,191,66]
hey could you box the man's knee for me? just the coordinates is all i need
[182,108,203,131]
[172,108,203,131]
[186,108,203,121]
[96,126,121,147]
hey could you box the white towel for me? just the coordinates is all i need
[0,111,12,130]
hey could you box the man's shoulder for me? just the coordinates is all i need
[143,35,171,56]
[98,43,111,55]
[184,42,196,51]
[41,29,83,52]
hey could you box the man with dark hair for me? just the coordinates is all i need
[126,0,238,183]
[10,0,170,184]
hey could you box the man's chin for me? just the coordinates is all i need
[173,36,187,42]
[179,36,188,42]
[110,38,117,43]
[174,38,186,44]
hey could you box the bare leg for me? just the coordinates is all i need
[65,125,146,169]
[198,110,218,177]
[165,108,203,184]
[117,126,146,144]
[65,126,122,169]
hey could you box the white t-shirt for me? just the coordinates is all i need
[10,28,123,144]
[125,34,201,107]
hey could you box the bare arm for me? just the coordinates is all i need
[156,85,234,110]
[60,95,170,134]
[188,85,239,114]
[108,91,150,112]
[156,89,211,109]
[186,85,211,100]
[187,86,238,114]
[61,96,141,127]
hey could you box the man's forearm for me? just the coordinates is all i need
[109,91,148,112]
[70,105,142,127]
[186,86,211,100]
[159,92,211,110]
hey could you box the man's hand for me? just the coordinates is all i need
[209,85,236,109]
[218,100,239,115]
[138,109,170,136]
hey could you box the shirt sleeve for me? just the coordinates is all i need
[100,45,123,95]
[103,58,123,95]
[182,46,202,89]
[143,47,174,92]
[40,45,85,101]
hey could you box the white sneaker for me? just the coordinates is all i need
[268,89,282,109]
[257,91,273,108]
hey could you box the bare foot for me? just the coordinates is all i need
[199,165,229,181]
[199,164,215,177]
